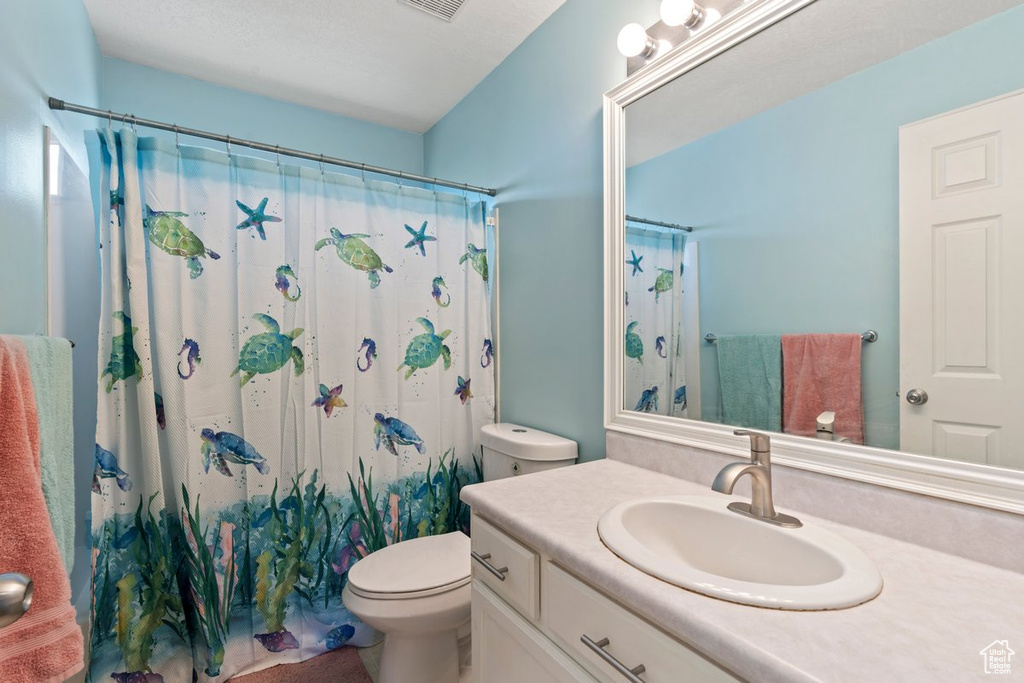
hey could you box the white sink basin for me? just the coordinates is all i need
[598,496,882,610]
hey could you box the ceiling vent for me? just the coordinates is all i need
[401,0,466,22]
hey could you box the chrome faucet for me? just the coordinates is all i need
[712,429,801,528]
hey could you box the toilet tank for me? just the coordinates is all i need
[480,423,578,481]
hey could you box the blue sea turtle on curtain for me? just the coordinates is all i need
[92,444,131,492]
[374,413,426,455]
[200,428,270,476]
[635,386,659,413]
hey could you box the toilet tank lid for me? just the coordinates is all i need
[480,423,578,461]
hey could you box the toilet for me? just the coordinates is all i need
[342,423,578,683]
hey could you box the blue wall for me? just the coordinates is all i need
[101,57,425,175]
[424,0,658,460]
[626,5,1024,449]
[0,0,101,334]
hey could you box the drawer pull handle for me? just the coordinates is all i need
[581,634,647,682]
[471,551,509,582]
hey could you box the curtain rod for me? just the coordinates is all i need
[47,97,498,197]
[625,215,694,233]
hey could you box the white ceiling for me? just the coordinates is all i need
[627,0,1024,167]
[84,0,568,133]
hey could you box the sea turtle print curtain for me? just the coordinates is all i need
[623,225,688,418]
[89,129,495,682]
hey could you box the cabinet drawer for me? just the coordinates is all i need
[543,563,739,683]
[471,513,540,620]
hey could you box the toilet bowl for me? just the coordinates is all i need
[342,424,578,683]
[342,531,471,683]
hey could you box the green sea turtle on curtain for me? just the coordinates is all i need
[625,321,644,364]
[143,206,221,279]
[459,243,488,281]
[101,311,142,392]
[648,267,674,302]
[398,317,452,378]
[232,314,305,386]
[315,228,393,288]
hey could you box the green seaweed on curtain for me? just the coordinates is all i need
[89,546,116,660]
[179,485,237,677]
[420,450,479,537]
[346,458,391,556]
[112,494,184,678]
[252,471,333,651]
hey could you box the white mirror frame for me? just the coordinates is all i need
[603,0,1024,515]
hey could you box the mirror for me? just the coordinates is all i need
[607,0,1024,511]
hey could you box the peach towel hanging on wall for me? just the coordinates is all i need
[781,334,864,444]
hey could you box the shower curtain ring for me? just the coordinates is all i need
[173,124,180,149]
[360,163,367,184]
[275,145,281,168]
[398,171,404,189]
[107,110,113,130]
[131,115,137,133]
[319,154,325,176]
[225,135,232,158]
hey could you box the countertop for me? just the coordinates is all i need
[460,459,1024,683]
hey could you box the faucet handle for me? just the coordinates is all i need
[734,429,771,454]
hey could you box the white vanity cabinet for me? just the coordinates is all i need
[470,513,740,683]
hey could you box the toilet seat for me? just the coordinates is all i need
[347,531,471,600]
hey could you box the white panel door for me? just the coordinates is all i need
[899,90,1024,469]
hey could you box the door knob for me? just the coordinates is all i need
[906,389,928,405]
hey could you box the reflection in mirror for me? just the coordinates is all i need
[623,216,700,418]
[621,0,1024,470]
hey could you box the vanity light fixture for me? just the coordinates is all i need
[617,23,659,58]
[619,0,724,75]
[660,0,706,29]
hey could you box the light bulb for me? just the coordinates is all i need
[701,7,722,28]
[617,23,652,58]
[660,0,697,27]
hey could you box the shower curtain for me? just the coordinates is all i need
[623,225,688,418]
[89,130,495,682]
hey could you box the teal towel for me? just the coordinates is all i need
[18,336,75,574]
[716,335,782,433]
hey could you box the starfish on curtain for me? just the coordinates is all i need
[235,197,282,240]
[404,220,437,256]
[626,250,644,276]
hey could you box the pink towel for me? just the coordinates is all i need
[0,338,83,682]
[781,334,864,444]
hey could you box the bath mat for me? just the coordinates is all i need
[228,646,373,683]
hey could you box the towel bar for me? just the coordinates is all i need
[704,330,878,344]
